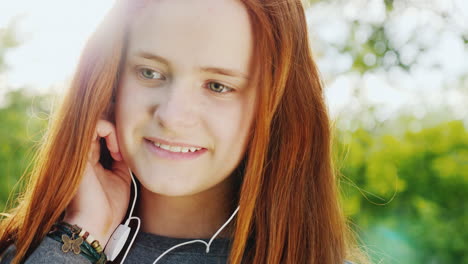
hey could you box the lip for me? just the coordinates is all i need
[144,139,208,160]
[144,136,205,149]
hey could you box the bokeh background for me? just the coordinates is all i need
[1,0,467,263]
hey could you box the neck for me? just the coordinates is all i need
[136,176,237,239]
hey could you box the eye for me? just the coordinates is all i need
[207,82,234,94]
[138,67,166,80]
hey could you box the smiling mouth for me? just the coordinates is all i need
[145,139,204,153]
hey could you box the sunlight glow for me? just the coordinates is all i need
[0,0,114,91]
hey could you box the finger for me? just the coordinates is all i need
[96,120,122,161]
[104,133,122,161]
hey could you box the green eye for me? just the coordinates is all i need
[208,82,233,93]
[140,68,165,80]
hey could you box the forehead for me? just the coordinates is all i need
[127,0,252,72]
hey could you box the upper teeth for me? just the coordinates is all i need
[153,141,202,153]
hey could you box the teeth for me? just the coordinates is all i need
[189,147,198,152]
[152,141,201,153]
[181,147,189,153]
[170,146,181,152]
[159,144,171,151]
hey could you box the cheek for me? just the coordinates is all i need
[115,84,146,152]
[114,102,135,157]
[115,76,153,126]
[208,96,256,156]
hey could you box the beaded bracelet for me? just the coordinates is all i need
[60,222,104,254]
[47,222,107,264]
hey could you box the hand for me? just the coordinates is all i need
[64,119,131,246]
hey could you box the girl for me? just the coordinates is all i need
[0,0,364,263]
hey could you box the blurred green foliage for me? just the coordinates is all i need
[0,19,49,211]
[336,121,468,263]
[0,90,49,211]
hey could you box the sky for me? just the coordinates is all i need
[1,0,467,127]
[0,0,113,91]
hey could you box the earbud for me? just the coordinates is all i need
[104,168,141,262]
[104,224,131,260]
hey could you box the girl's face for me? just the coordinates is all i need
[115,0,256,196]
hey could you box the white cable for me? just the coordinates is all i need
[119,168,240,264]
[152,206,239,264]
[206,206,239,253]
[119,216,141,264]
[118,168,141,264]
[152,239,208,263]
[124,168,138,226]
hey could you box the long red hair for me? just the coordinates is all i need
[0,1,360,263]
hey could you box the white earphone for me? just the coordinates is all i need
[104,167,239,264]
[104,168,141,262]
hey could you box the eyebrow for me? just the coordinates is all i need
[199,67,249,80]
[135,51,170,65]
[135,51,249,80]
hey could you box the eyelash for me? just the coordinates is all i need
[204,81,234,94]
[137,67,165,81]
[136,67,235,94]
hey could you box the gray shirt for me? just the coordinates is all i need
[1,232,354,264]
[0,231,231,264]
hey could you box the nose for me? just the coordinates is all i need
[154,80,199,131]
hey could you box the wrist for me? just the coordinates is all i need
[48,221,108,264]
[63,215,117,246]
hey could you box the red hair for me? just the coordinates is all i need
[0,1,363,263]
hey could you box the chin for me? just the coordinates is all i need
[140,177,205,197]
